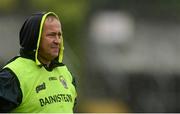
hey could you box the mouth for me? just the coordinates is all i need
[52,47,59,52]
[52,46,59,48]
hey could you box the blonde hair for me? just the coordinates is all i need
[46,14,59,23]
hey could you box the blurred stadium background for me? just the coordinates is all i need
[1,0,180,112]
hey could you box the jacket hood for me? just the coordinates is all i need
[19,12,64,65]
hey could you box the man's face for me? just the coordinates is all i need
[38,16,62,63]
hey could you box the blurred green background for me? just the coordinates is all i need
[1,0,180,112]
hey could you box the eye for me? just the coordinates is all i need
[46,32,62,39]
[47,33,56,37]
[58,33,62,38]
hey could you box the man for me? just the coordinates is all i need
[0,12,77,113]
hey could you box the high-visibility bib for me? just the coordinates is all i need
[5,57,77,113]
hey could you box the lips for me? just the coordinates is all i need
[50,43,59,51]
[52,46,59,49]
[53,47,59,50]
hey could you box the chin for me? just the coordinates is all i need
[49,52,59,59]
[52,54,59,59]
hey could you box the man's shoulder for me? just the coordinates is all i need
[0,67,15,78]
[3,56,20,66]
[3,56,35,71]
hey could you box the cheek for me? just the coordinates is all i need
[41,38,51,47]
[39,40,49,51]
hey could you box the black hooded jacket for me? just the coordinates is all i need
[20,12,44,51]
[0,12,45,112]
[0,12,74,112]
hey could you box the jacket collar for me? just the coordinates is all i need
[20,48,64,71]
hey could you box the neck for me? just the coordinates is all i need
[38,56,51,67]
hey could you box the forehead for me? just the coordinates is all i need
[43,15,61,30]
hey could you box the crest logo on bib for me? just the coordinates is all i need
[59,75,68,89]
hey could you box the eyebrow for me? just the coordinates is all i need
[47,31,62,35]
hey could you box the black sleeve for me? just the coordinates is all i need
[0,68,22,112]
[72,76,78,112]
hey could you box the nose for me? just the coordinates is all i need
[54,35,61,44]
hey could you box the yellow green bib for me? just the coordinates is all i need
[4,57,77,113]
